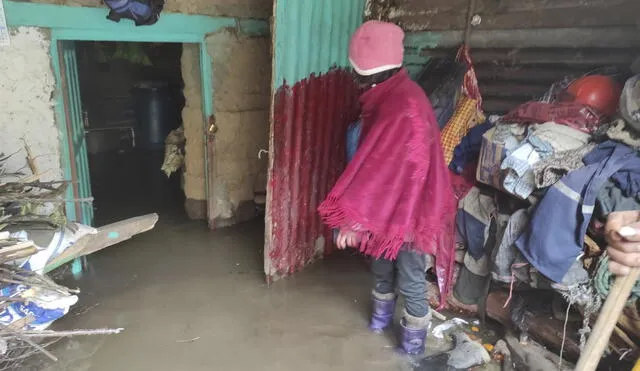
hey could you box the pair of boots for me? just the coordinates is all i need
[369,291,431,356]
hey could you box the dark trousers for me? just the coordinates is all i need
[372,250,429,318]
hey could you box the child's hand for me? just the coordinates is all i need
[605,211,640,276]
[336,229,359,249]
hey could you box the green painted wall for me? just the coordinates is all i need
[273,0,365,88]
[404,31,442,79]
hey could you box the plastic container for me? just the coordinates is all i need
[132,82,179,150]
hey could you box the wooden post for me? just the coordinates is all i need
[463,0,478,45]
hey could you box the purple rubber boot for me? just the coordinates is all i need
[397,310,431,356]
[369,291,396,333]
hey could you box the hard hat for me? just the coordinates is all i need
[566,75,622,116]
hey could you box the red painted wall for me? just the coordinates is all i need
[267,69,359,276]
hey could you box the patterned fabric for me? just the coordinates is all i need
[501,123,590,199]
[440,96,482,166]
[533,143,596,188]
[607,119,640,149]
[503,101,604,134]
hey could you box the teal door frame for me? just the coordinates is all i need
[5,1,267,224]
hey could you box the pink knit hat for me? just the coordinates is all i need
[349,21,405,76]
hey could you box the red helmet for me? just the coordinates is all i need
[566,75,622,116]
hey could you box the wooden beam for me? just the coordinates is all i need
[486,291,582,362]
[4,1,269,39]
[44,213,159,273]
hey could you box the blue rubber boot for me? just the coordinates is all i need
[397,310,431,356]
[369,291,396,333]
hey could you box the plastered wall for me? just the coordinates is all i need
[7,3,272,225]
[181,31,271,223]
[203,30,271,223]
[0,27,62,183]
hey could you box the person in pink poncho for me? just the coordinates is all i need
[319,21,456,355]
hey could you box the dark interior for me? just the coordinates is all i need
[76,41,186,225]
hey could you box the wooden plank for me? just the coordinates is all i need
[206,116,217,230]
[44,213,159,272]
[5,1,269,38]
[486,291,582,362]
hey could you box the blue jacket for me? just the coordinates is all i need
[449,121,493,174]
[516,141,640,282]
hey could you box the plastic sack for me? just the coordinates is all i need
[0,284,78,331]
[12,223,97,274]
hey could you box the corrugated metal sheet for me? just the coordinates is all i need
[420,46,640,113]
[272,0,364,88]
[265,0,364,279]
[368,0,640,113]
[367,0,640,31]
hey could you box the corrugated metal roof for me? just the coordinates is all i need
[368,0,640,113]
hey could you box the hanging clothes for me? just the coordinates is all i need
[456,187,496,260]
[449,121,493,174]
[597,179,640,217]
[533,143,596,189]
[516,141,640,283]
[440,96,483,166]
[500,123,590,198]
[606,119,640,149]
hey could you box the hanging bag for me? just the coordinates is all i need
[104,0,165,26]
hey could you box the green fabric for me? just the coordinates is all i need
[594,256,640,304]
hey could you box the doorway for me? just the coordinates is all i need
[74,41,186,225]
[57,38,209,227]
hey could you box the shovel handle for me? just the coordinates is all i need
[575,267,640,371]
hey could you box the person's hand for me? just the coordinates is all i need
[605,211,640,276]
[336,229,359,249]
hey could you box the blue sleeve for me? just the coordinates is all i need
[346,120,362,163]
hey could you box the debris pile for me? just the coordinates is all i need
[420,45,639,369]
[0,148,158,369]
